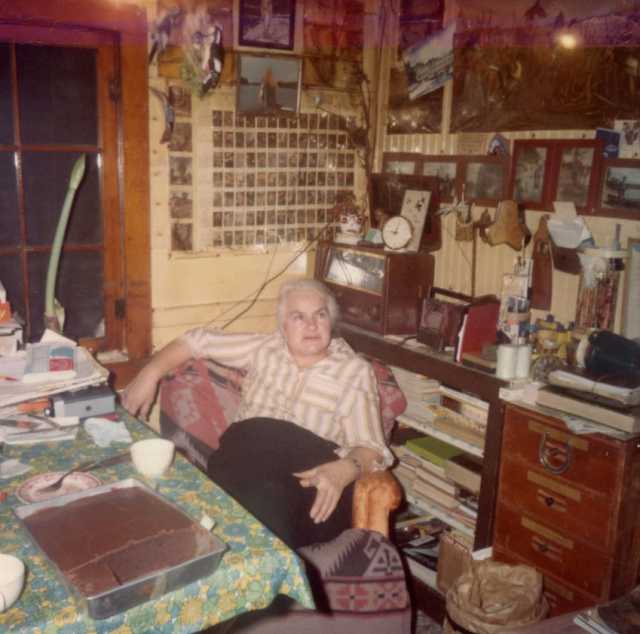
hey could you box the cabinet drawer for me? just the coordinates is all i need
[503,407,621,495]
[499,457,613,548]
[494,546,597,618]
[494,502,611,598]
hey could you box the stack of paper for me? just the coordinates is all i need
[0,331,109,412]
[547,369,640,406]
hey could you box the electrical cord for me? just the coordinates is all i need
[212,222,335,330]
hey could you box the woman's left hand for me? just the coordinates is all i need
[293,459,359,524]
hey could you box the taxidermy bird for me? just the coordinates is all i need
[149,87,175,144]
[199,24,224,95]
[149,6,184,65]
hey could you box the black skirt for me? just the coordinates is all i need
[206,417,354,549]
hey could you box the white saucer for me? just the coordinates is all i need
[16,471,101,504]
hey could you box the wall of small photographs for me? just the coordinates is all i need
[166,84,359,252]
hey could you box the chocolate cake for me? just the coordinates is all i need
[24,485,217,596]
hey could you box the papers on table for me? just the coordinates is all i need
[0,416,80,445]
[0,331,109,411]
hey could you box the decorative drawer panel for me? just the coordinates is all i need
[498,456,612,548]
[503,407,621,495]
[494,502,611,598]
[494,546,596,618]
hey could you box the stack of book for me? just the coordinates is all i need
[389,366,442,425]
[402,435,462,510]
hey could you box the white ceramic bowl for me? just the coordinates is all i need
[130,438,175,477]
[0,554,25,612]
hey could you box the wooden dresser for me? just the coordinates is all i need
[494,404,640,617]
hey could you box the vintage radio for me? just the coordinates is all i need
[314,241,434,335]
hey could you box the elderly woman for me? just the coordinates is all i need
[122,278,392,548]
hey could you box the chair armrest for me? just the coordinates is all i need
[352,470,402,538]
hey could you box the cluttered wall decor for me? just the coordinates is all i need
[509,139,603,213]
[462,156,508,206]
[239,0,295,50]
[386,0,444,134]
[451,1,640,132]
[597,159,640,217]
[236,54,301,115]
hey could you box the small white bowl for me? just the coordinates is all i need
[0,554,25,612]
[130,438,175,478]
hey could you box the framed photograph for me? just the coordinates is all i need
[422,155,460,202]
[551,140,601,212]
[400,189,432,252]
[598,159,640,216]
[239,0,295,50]
[382,152,422,176]
[236,54,301,116]
[510,141,551,209]
[462,156,507,205]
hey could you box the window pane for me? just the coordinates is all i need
[17,44,97,146]
[0,43,13,144]
[0,152,19,245]
[28,251,104,343]
[23,152,102,246]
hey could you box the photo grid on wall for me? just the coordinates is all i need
[167,87,359,251]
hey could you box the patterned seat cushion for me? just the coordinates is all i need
[298,528,409,613]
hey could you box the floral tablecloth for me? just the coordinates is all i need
[0,412,313,633]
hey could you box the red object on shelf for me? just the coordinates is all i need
[455,297,501,363]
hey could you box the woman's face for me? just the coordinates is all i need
[282,289,332,368]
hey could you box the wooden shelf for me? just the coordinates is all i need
[339,322,507,549]
[397,413,484,458]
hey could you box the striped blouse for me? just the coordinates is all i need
[180,328,393,467]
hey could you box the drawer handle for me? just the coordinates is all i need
[543,495,555,507]
[538,432,573,475]
[536,542,549,554]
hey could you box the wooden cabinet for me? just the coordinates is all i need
[494,404,640,617]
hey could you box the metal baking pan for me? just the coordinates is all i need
[15,478,226,619]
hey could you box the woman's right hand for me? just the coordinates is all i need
[121,366,161,420]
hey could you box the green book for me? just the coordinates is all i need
[405,435,462,468]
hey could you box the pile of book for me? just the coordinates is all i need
[389,365,441,426]
[392,435,482,532]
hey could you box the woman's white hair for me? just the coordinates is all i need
[276,278,340,331]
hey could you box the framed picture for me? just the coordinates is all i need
[462,156,507,205]
[597,159,640,217]
[421,155,460,202]
[550,140,601,212]
[239,0,295,50]
[236,54,301,116]
[382,152,422,175]
[400,189,432,252]
[510,141,552,209]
